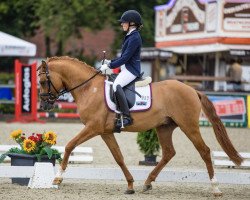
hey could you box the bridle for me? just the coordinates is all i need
[38,61,101,105]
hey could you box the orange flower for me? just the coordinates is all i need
[23,139,36,153]
[43,131,57,145]
[10,129,22,139]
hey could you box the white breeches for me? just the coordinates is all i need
[113,67,137,92]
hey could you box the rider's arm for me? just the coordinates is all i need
[109,36,140,69]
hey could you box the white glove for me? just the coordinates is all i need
[100,64,109,73]
[103,59,111,66]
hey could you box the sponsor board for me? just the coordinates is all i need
[199,95,247,127]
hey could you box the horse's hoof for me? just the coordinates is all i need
[142,184,152,192]
[213,191,223,197]
[124,189,135,194]
[212,187,223,197]
[52,177,63,185]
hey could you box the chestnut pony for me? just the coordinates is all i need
[37,56,243,196]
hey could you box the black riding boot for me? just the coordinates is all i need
[115,85,133,127]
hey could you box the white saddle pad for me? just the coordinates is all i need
[104,80,152,112]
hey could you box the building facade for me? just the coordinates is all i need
[155,0,250,91]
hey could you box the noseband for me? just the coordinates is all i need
[38,61,61,104]
[38,61,101,104]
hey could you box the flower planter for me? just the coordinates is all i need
[139,155,158,166]
[8,153,57,186]
[137,129,160,166]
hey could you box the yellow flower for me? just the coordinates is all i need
[44,131,57,145]
[10,129,22,139]
[23,139,36,153]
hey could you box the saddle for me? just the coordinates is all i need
[105,73,152,133]
[108,73,152,109]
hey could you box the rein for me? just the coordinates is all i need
[59,71,101,96]
[39,60,101,103]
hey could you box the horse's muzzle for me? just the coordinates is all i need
[40,100,55,111]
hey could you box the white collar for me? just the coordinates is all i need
[127,28,136,36]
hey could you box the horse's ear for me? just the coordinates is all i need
[37,60,47,71]
[41,60,48,71]
[41,60,47,66]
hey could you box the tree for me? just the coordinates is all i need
[109,0,168,50]
[0,0,38,37]
[36,0,113,56]
[0,0,39,71]
[0,0,170,58]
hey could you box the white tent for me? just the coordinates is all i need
[0,31,36,56]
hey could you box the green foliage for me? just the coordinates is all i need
[137,129,160,156]
[36,0,113,55]
[0,154,7,163]
[0,73,14,84]
[8,147,23,154]
[43,146,53,158]
[0,0,39,37]
[0,104,14,114]
[0,0,169,57]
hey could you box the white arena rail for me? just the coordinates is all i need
[212,151,250,169]
[0,166,249,185]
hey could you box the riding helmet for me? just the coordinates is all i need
[118,10,143,26]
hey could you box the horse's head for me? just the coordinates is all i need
[37,56,102,111]
[37,60,63,111]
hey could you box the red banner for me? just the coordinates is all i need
[213,99,245,116]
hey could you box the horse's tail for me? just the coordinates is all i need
[196,91,243,166]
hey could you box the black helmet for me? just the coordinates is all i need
[118,10,143,26]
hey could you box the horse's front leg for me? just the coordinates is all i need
[101,134,135,194]
[53,125,97,185]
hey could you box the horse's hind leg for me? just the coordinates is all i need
[181,125,222,196]
[101,133,135,194]
[143,122,177,192]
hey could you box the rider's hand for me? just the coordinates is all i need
[103,59,111,66]
[100,64,109,73]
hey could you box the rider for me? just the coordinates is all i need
[100,10,143,128]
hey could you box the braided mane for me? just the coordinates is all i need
[47,56,98,73]
[47,56,86,64]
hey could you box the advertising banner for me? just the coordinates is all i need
[199,95,247,127]
[223,1,250,32]
[247,96,250,128]
[21,66,32,113]
[11,59,40,122]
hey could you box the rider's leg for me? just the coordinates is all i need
[113,68,136,127]
[112,67,137,91]
[115,84,132,126]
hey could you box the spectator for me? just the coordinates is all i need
[227,58,242,85]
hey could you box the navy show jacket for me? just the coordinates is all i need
[109,30,142,77]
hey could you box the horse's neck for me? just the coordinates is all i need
[51,60,94,84]
[51,60,103,102]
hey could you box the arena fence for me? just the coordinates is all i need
[0,166,249,185]
[212,151,250,169]
[37,102,79,119]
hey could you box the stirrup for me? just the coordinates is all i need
[113,114,133,133]
[117,115,133,128]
